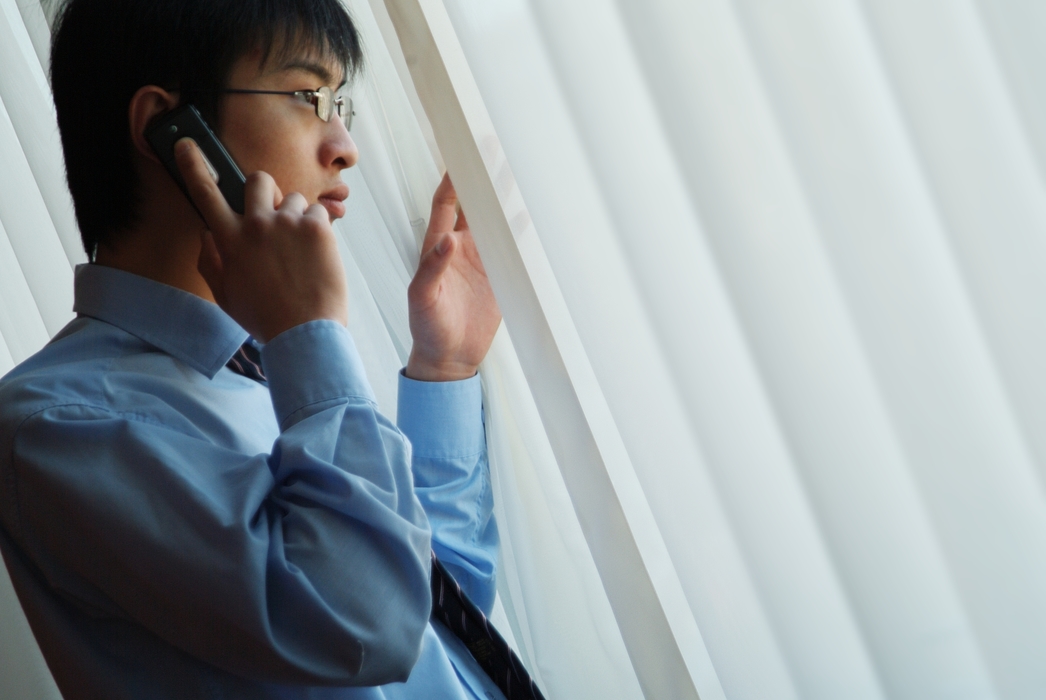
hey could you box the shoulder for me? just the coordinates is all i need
[1,314,276,470]
[0,316,171,437]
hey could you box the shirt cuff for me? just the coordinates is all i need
[260,320,376,427]
[397,372,484,459]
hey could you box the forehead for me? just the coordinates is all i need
[241,41,347,88]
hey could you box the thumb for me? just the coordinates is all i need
[410,233,456,305]
[197,229,225,303]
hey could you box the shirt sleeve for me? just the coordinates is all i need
[395,372,499,615]
[3,321,431,687]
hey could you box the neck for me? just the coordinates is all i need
[94,201,216,303]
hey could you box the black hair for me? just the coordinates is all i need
[50,0,363,259]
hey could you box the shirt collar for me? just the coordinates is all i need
[72,264,248,378]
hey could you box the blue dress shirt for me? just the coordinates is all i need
[0,264,502,700]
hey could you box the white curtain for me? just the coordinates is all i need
[4,1,1046,699]
[426,0,1046,698]
[0,0,76,696]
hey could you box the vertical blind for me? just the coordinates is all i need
[3,1,1046,698]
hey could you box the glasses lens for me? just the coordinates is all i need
[339,97,354,131]
[315,86,332,122]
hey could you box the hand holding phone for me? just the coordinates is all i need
[162,110,349,342]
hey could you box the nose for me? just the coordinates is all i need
[321,116,358,171]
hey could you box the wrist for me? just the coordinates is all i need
[257,307,348,344]
[405,352,477,382]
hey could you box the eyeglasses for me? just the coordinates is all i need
[221,86,354,130]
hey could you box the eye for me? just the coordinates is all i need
[291,91,316,107]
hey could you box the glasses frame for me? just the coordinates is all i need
[220,86,354,130]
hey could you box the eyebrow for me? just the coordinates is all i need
[275,59,347,90]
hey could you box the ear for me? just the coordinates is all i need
[128,86,179,163]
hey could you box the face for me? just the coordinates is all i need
[218,48,358,221]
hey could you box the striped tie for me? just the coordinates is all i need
[226,341,267,384]
[431,554,546,700]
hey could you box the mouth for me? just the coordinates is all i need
[317,183,350,221]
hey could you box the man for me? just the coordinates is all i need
[0,0,506,697]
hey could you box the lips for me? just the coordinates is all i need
[317,183,350,221]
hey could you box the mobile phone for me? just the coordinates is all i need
[145,104,246,215]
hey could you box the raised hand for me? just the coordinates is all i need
[175,137,349,343]
[406,174,501,382]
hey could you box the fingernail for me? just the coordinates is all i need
[175,137,195,156]
[436,237,450,255]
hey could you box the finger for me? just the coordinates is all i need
[427,173,458,240]
[410,232,457,305]
[304,202,332,225]
[243,171,278,216]
[278,191,310,216]
[174,139,238,242]
[197,229,225,302]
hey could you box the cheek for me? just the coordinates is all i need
[223,122,274,176]
[221,120,301,189]
[219,105,321,197]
